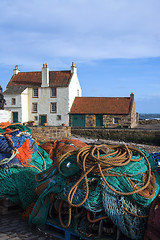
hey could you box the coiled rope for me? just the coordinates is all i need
[55,144,153,228]
[61,144,152,207]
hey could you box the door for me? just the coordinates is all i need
[40,115,47,126]
[96,114,103,127]
[72,114,85,127]
[12,112,18,123]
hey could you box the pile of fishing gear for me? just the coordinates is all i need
[1,122,160,239]
[28,140,160,240]
[0,122,52,209]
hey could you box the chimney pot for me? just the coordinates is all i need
[71,62,77,74]
[13,65,20,75]
[41,63,49,87]
[72,62,76,67]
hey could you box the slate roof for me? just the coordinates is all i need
[6,70,72,88]
[70,97,131,115]
[3,86,27,94]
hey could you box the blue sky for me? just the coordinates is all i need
[0,0,160,114]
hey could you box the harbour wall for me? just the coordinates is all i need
[30,126,71,143]
[71,128,160,146]
[30,126,160,146]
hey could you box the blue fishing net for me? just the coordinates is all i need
[150,152,160,174]
[102,183,148,240]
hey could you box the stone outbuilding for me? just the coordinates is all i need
[69,93,138,128]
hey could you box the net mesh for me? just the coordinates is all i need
[102,183,148,239]
[29,143,160,240]
[0,124,52,209]
[1,125,160,239]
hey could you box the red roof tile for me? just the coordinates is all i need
[70,97,131,115]
[7,71,71,87]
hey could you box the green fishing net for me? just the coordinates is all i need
[103,148,160,207]
[0,123,32,134]
[0,146,52,209]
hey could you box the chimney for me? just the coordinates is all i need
[41,63,49,87]
[130,92,134,101]
[129,92,135,113]
[13,65,20,75]
[71,62,77,74]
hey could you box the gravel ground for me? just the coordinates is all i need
[135,123,160,130]
[71,134,160,153]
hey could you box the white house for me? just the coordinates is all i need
[3,62,82,126]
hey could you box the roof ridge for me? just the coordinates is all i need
[17,70,71,73]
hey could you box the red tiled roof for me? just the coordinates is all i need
[7,71,71,87]
[70,97,131,115]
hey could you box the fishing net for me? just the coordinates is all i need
[40,139,87,163]
[150,152,160,174]
[29,143,160,232]
[59,174,103,213]
[75,144,160,207]
[0,146,52,209]
[0,123,53,209]
[102,183,148,239]
[29,144,104,227]
[29,168,66,226]
[0,122,32,134]
[0,130,38,168]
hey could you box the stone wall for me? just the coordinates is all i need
[129,94,137,128]
[71,128,160,146]
[85,115,95,127]
[30,126,71,142]
[103,114,131,128]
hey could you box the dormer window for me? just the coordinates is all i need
[33,88,38,98]
[51,88,57,98]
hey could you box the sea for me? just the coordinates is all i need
[139,113,160,120]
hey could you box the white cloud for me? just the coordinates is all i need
[0,0,160,67]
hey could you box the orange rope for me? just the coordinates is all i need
[87,211,109,223]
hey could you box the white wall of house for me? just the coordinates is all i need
[4,93,22,122]
[28,86,70,126]
[21,88,29,123]
[4,63,82,126]
[0,110,11,123]
[68,68,82,110]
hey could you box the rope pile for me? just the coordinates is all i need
[29,142,160,239]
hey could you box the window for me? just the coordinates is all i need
[114,118,119,124]
[51,88,57,97]
[33,88,38,98]
[51,102,57,113]
[34,116,38,121]
[57,115,61,120]
[12,98,16,105]
[77,89,79,96]
[32,103,38,113]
